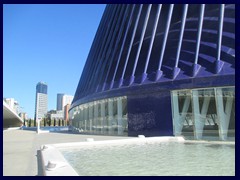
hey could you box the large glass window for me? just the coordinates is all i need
[171,87,235,141]
[69,96,128,136]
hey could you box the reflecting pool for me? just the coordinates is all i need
[59,141,235,176]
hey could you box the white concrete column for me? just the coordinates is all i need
[94,101,98,133]
[100,100,105,134]
[84,105,89,132]
[171,91,182,136]
[78,108,82,131]
[89,103,93,132]
[117,97,123,135]
[37,118,41,134]
[80,107,83,122]
[180,95,191,131]
[225,96,233,127]
[108,99,113,135]
[83,106,86,130]
[192,90,205,140]
[122,97,128,132]
[215,88,233,140]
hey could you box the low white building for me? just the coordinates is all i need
[47,110,64,120]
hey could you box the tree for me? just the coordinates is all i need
[44,118,46,127]
[48,117,51,126]
[34,119,36,127]
[54,118,56,126]
[28,119,32,127]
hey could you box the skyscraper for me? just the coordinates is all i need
[57,93,64,111]
[57,94,73,111]
[35,82,48,120]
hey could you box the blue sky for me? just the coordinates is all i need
[3,4,106,119]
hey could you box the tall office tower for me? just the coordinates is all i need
[57,93,64,111]
[71,4,235,140]
[35,82,48,120]
[57,94,73,111]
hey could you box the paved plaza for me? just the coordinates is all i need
[3,129,132,176]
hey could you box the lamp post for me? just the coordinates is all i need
[37,117,42,134]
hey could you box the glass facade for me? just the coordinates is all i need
[171,86,235,141]
[36,82,48,94]
[70,96,128,136]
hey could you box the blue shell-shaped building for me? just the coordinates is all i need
[70,4,235,141]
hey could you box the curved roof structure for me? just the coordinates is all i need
[72,4,235,108]
[70,4,235,139]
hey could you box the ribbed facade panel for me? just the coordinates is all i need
[70,4,235,138]
[73,4,235,105]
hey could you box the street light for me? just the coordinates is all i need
[37,117,42,134]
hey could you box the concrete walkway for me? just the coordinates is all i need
[3,129,133,176]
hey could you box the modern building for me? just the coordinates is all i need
[35,82,48,120]
[57,94,73,111]
[3,99,23,128]
[70,4,235,141]
[64,104,71,122]
[3,101,23,128]
[47,110,64,120]
[56,93,64,111]
[4,98,20,115]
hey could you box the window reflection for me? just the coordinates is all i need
[70,96,128,136]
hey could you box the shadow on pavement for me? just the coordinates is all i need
[36,150,44,176]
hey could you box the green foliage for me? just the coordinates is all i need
[44,118,46,127]
[48,117,51,126]
[28,119,32,127]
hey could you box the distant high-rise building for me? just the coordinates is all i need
[56,94,73,111]
[57,93,64,111]
[35,82,48,120]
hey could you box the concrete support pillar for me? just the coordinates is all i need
[89,103,93,132]
[192,90,207,140]
[215,88,233,140]
[80,107,83,131]
[84,105,88,132]
[172,92,190,136]
[94,102,98,134]
[108,99,113,135]
[101,100,105,134]
[192,90,202,139]
[117,97,123,135]
[172,91,182,136]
